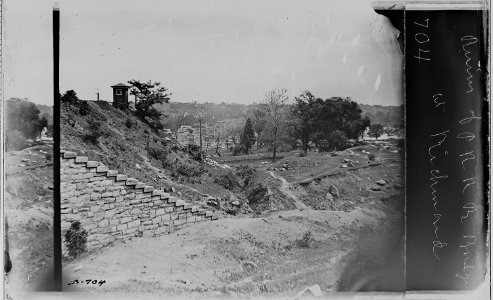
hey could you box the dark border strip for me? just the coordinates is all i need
[53,7,62,291]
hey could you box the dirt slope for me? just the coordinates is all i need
[62,193,403,297]
[4,145,54,294]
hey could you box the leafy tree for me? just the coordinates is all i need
[292,91,317,156]
[246,106,267,150]
[240,118,256,154]
[60,90,79,102]
[258,89,289,160]
[5,99,48,150]
[368,124,384,140]
[310,97,367,149]
[127,80,171,129]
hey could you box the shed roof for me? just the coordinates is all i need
[111,83,130,88]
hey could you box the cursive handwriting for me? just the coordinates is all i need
[461,36,478,93]
[428,130,450,164]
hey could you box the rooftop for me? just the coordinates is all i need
[111,83,130,88]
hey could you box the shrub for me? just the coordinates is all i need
[82,119,110,144]
[235,164,257,186]
[64,221,88,258]
[125,118,133,129]
[76,101,90,116]
[232,144,246,156]
[213,170,241,190]
[45,153,53,161]
[296,231,315,248]
[187,144,202,161]
[368,153,376,161]
[147,145,168,161]
[175,162,205,178]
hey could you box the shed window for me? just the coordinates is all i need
[116,89,122,95]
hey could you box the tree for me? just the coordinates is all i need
[368,124,384,140]
[60,90,79,102]
[247,106,267,150]
[310,97,367,150]
[292,91,317,156]
[127,80,171,129]
[5,99,48,147]
[258,89,289,160]
[240,118,256,154]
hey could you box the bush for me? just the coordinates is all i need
[296,231,315,248]
[45,153,53,161]
[125,118,134,129]
[213,170,241,190]
[147,145,168,161]
[232,144,246,156]
[235,164,257,186]
[175,162,206,178]
[64,221,88,258]
[368,153,376,161]
[82,119,110,144]
[75,101,90,116]
[187,144,202,161]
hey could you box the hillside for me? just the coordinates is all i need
[61,100,290,216]
[359,104,404,127]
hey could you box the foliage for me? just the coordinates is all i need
[368,153,376,161]
[127,80,171,129]
[60,90,79,103]
[368,124,384,140]
[235,164,258,186]
[232,144,246,156]
[291,91,317,156]
[147,144,168,161]
[187,144,202,161]
[258,89,290,160]
[125,118,134,129]
[240,118,256,154]
[327,130,348,151]
[74,100,91,116]
[64,221,88,258]
[5,99,48,149]
[213,169,241,190]
[83,119,110,144]
[174,162,206,178]
[310,97,368,148]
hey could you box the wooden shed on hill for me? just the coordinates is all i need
[111,83,130,109]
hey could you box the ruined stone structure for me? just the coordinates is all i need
[60,150,218,255]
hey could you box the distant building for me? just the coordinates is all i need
[177,126,195,146]
[111,83,130,109]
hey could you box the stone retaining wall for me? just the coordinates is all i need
[60,150,218,255]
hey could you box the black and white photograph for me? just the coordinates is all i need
[1,0,489,299]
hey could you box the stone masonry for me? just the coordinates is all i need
[60,150,218,255]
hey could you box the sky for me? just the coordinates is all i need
[5,0,403,106]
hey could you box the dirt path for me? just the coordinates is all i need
[267,171,308,211]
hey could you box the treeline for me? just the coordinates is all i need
[5,98,51,151]
[238,90,377,159]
